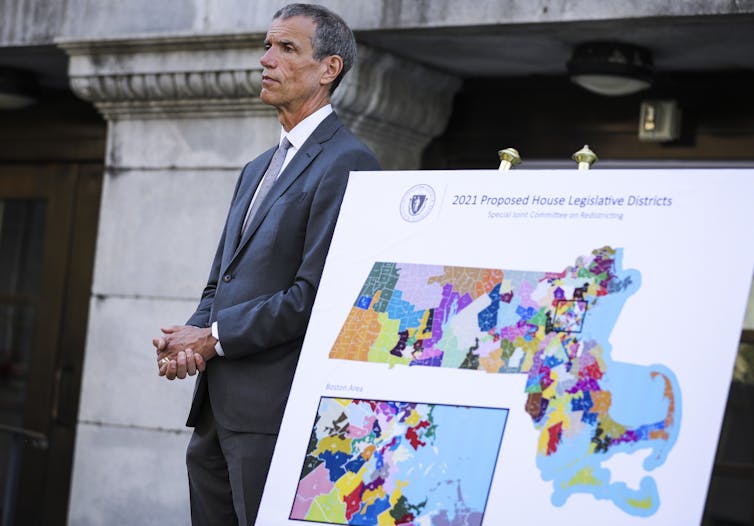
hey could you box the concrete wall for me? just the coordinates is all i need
[4,0,753,46]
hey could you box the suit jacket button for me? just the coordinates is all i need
[222,274,232,283]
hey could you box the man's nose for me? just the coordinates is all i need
[260,48,276,68]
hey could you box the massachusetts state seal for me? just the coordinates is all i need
[400,184,435,222]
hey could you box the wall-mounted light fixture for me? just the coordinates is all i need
[0,68,38,110]
[639,100,681,142]
[567,42,653,96]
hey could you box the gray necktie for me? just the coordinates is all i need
[241,137,292,236]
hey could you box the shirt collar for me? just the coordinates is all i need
[279,104,333,151]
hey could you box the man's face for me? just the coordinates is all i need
[260,15,327,112]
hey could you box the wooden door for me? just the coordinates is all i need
[0,164,101,525]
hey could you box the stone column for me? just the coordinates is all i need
[335,45,462,169]
[58,35,459,524]
[59,34,278,525]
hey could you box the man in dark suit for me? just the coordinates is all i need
[152,4,379,524]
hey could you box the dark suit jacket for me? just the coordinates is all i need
[185,112,379,433]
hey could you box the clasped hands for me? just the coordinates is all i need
[154,325,218,380]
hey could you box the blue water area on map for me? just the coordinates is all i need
[602,363,669,426]
[399,405,508,516]
[579,274,640,347]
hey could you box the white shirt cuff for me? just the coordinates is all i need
[211,321,224,356]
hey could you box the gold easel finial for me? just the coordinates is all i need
[572,145,598,170]
[498,148,522,171]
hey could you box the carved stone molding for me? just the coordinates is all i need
[71,70,261,102]
[58,34,273,119]
[334,45,462,169]
[68,69,267,119]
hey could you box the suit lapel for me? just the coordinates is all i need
[226,113,343,269]
[222,149,275,270]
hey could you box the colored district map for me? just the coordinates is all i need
[329,247,681,517]
[291,398,508,525]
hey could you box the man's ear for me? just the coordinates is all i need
[320,55,344,87]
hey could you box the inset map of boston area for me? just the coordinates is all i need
[329,247,680,517]
[290,397,508,525]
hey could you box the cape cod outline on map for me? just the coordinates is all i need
[329,246,681,518]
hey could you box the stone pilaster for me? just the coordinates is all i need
[335,45,462,169]
[58,34,278,526]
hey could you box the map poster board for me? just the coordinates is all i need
[257,169,754,526]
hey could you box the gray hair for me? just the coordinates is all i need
[273,3,356,93]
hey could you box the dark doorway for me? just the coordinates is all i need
[0,164,102,525]
[0,61,106,523]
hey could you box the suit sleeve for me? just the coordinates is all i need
[215,149,380,359]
